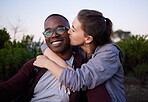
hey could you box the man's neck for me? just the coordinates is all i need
[57,48,72,61]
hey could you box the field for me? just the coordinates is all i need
[124,76,148,102]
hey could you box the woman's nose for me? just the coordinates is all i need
[68,29,71,35]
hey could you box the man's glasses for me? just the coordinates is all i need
[43,27,69,38]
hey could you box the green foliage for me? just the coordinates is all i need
[26,38,43,57]
[116,35,148,83]
[0,28,44,82]
[0,48,34,81]
[0,28,11,49]
[133,63,148,84]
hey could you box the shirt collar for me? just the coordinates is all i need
[66,55,74,68]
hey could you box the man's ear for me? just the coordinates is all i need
[85,35,93,44]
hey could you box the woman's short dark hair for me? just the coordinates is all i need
[77,9,113,46]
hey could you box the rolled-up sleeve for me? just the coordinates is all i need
[59,49,120,91]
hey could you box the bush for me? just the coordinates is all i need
[0,28,43,82]
[116,35,148,74]
[0,48,34,82]
[0,28,11,49]
[116,35,148,84]
[133,63,148,84]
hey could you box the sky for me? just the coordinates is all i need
[0,0,148,41]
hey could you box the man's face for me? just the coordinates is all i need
[44,16,70,53]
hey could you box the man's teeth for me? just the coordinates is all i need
[52,41,61,44]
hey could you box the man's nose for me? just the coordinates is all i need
[52,30,59,38]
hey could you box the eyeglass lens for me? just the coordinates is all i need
[44,27,66,38]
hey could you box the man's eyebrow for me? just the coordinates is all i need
[45,28,50,32]
[45,25,65,31]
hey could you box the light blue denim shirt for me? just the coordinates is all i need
[59,43,126,102]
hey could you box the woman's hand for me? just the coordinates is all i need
[59,82,71,95]
[33,55,51,68]
[44,48,68,68]
[34,55,72,94]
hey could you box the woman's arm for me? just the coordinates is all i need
[41,43,73,70]
[41,43,68,68]
[34,49,120,91]
[33,55,64,80]
[35,44,122,92]
[33,55,73,80]
[59,50,120,91]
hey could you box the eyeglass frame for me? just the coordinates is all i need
[43,26,69,38]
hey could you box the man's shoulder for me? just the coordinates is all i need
[72,46,87,63]
[72,52,84,69]
[27,58,36,63]
[20,58,36,73]
[24,58,36,66]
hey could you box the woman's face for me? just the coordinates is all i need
[68,16,87,46]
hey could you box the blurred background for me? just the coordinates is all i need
[0,0,148,102]
[0,0,148,41]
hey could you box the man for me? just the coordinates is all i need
[0,14,84,102]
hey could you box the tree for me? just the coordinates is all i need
[9,19,23,40]
[114,29,131,40]
[133,63,148,84]
[0,27,44,82]
[116,35,148,78]
[0,28,11,49]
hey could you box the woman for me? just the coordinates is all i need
[34,9,126,102]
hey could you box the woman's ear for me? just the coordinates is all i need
[85,35,93,44]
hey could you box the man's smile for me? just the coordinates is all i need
[50,39,64,47]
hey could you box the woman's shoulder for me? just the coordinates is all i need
[94,43,123,62]
[95,43,118,53]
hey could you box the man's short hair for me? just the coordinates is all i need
[45,14,69,23]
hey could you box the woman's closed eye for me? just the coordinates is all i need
[72,29,75,32]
